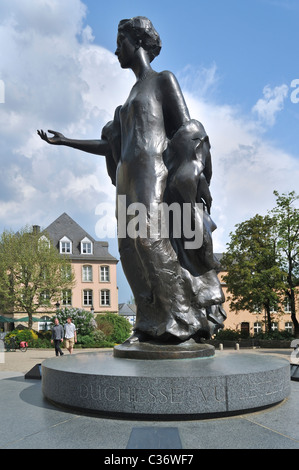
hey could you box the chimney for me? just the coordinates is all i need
[32,225,40,234]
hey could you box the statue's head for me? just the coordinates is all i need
[117,16,161,63]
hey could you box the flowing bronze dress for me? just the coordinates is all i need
[102,70,226,341]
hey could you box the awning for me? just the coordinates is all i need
[16,317,42,322]
[0,315,15,323]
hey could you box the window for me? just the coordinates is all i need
[284,299,291,312]
[100,266,110,282]
[285,322,293,334]
[38,316,52,331]
[253,322,262,334]
[39,290,50,305]
[38,235,50,250]
[62,289,72,306]
[61,264,72,281]
[82,265,93,282]
[271,322,278,331]
[81,237,93,254]
[83,289,93,306]
[253,304,262,313]
[100,289,110,306]
[60,236,72,254]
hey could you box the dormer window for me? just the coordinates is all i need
[81,237,93,255]
[60,236,72,254]
[38,235,50,250]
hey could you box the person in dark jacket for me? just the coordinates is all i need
[51,318,64,356]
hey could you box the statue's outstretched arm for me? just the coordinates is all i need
[37,129,109,156]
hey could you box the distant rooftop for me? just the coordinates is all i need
[44,212,117,262]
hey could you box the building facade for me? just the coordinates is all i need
[11,213,118,331]
[215,253,297,336]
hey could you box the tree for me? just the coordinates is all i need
[0,226,75,328]
[222,214,285,332]
[95,313,132,344]
[270,191,299,337]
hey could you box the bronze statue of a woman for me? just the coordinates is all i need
[38,16,226,345]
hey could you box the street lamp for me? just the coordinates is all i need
[90,305,94,315]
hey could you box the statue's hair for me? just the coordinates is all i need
[118,16,161,62]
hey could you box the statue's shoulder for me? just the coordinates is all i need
[157,70,180,94]
[158,70,177,83]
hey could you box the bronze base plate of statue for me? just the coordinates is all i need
[114,338,215,360]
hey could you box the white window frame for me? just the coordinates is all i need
[62,289,72,306]
[38,315,52,332]
[83,289,93,306]
[40,290,50,304]
[285,322,293,333]
[81,237,93,255]
[284,299,291,312]
[100,289,110,306]
[82,265,93,282]
[100,265,110,282]
[60,236,72,254]
[38,235,50,250]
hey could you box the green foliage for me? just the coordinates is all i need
[254,329,294,340]
[215,328,241,341]
[95,313,131,344]
[5,328,38,345]
[77,330,114,348]
[0,225,74,328]
[222,213,287,331]
[51,307,96,336]
[270,191,299,336]
[215,328,293,342]
[31,337,52,348]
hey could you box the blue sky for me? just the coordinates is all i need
[0,0,298,302]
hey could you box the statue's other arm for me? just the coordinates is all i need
[159,71,190,138]
[37,130,110,156]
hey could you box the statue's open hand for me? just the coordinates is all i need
[37,129,65,145]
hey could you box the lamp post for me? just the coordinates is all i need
[90,305,94,315]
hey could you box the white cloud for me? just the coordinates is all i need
[177,63,219,99]
[0,0,132,237]
[0,0,298,281]
[252,84,289,126]
[183,89,299,251]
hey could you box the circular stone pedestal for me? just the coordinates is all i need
[42,351,290,419]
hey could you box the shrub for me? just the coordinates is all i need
[95,313,132,344]
[77,331,115,348]
[51,307,96,336]
[254,330,294,340]
[5,328,38,346]
[214,328,241,341]
[31,337,52,348]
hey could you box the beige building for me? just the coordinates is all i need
[8,213,118,331]
[216,253,297,336]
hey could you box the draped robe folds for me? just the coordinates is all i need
[101,105,226,342]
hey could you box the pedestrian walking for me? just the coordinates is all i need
[64,317,77,354]
[51,318,64,356]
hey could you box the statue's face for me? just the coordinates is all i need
[115,31,136,69]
